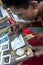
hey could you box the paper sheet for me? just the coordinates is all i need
[11,34,25,50]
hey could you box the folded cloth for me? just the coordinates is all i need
[20,28,43,65]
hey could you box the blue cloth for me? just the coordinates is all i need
[0,22,9,29]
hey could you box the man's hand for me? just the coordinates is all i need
[31,33,43,57]
[34,46,43,57]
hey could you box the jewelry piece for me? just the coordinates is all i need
[16,48,24,56]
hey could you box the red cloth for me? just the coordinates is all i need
[20,28,43,65]
[9,18,16,32]
[20,56,43,65]
[23,28,35,36]
[23,28,43,46]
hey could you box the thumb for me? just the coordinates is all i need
[34,50,43,57]
[34,51,40,57]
